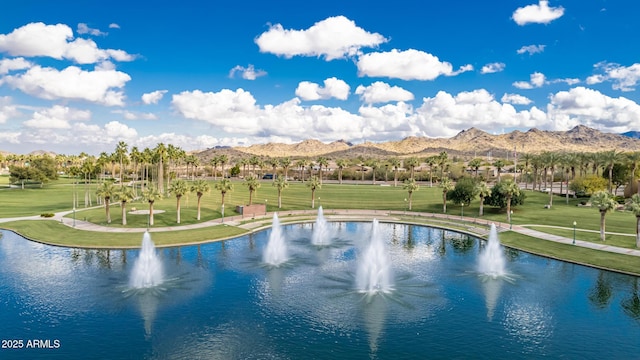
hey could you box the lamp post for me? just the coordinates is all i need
[573,221,577,244]
[461,203,464,220]
[265,199,268,215]
[404,198,407,215]
[510,210,513,230]
[73,207,76,227]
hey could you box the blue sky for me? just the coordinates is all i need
[1,0,640,155]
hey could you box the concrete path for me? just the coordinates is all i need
[1,208,639,257]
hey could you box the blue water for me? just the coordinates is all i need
[0,222,639,359]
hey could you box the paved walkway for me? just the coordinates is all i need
[1,208,640,257]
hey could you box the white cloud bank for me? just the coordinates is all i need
[0,22,134,64]
[481,62,505,74]
[295,77,350,101]
[357,49,473,81]
[355,81,414,104]
[255,16,388,60]
[229,64,267,80]
[512,1,564,26]
[517,44,546,55]
[141,90,168,105]
[588,62,640,91]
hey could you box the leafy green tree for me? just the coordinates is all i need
[96,181,117,224]
[272,175,288,208]
[9,165,34,188]
[117,186,135,225]
[440,177,454,213]
[403,178,419,210]
[30,156,58,183]
[190,179,210,221]
[590,190,617,241]
[307,175,321,208]
[142,186,162,226]
[169,179,189,224]
[570,175,608,196]
[625,194,640,248]
[447,177,478,206]
[243,174,260,205]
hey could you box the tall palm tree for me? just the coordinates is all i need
[468,158,482,178]
[114,141,128,184]
[215,178,234,211]
[499,179,520,223]
[368,159,380,185]
[520,153,533,189]
[169,179,189,224]
[129,146,142,196]
[476,181,491,217]
[403,178,419,210]
[336,158,348,184]
[154,143,167,194]
[210,156,220,179]
[219,154,229,178]
[190,179,210,221]
[142,186,162,226]
[96,181,117,223]
[542,151,560,207]
[249,155,261,175]
[405,156,420,180]
[316,156,329,185]
[626,151,640,195]
[279,157,291,180]
[440,177,454,213]
[625,194,640,248]
[389,157,401,187]
[590,190,618,241]
[493,159,506,183]
[296,159,308,182]
[243,174,260,205]
[307,175,321,209]
[437,151,449,180]
[272,175,288,208]
[601,150,621,194]
[268,158,280,181]
[425,156,436,187]
[117,186,135,225]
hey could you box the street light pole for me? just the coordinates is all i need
[573,221,577,244]
[404,198,407,215]
[461,203,464,220]
[510,210,513,230]
[73,207,76,227]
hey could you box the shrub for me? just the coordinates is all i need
[40,213,55,218]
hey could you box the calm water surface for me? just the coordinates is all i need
[0,222,639,359]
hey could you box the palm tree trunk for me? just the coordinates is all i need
[636,215,640,248]
[506,195,512,222]
[442,192,447,213]
[149,202,154,226]
[122,202,127,225]
[408,192,413,210]
[479,197,484,216]
[277,191,282,208]
[197,195,202,220]
[176,196,181,224]
[311,190,315,208]
[106,198,111,224]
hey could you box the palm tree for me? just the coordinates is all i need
[493,159,506,183]
[210,156,220,179]
[627,151,640,195]
[336,159,348,184]
[154,143,167,194]
[389,158,401,187]
[307,175,321,208]
[440,177,454,213]
[243,174,260,205]
[142,186,162,226]
[468,158,482,178]
[279,157,291,180]
[368,159,380,184]
[476,181,491,217]
[215,178,234,213]
[437,151,449,180]
[219,154,229,179]
[590,191,618,241]
[296,159,308,182]
[96,181,117,223]
[403,178,419,210]
[602,150,622,194]
[425,156,436,187]
[190,179,210,221]
[625,194,640,248]
[498,179,520,223]
[129,146,142,196]
[272,175,289,208]
[542,151,560,206]
[169,179,189,224]
[405,156,420,180]
[114,141,128,184]
[268,158,279,181]
[316,156,329,185]
[117,186,135,225]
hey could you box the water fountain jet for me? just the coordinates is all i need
[130,232,164,288]
[311,206,331,246]
[356,219,394,294]
[478,224,506,279]
[263,213,288,266]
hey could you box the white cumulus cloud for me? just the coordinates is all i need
[0,57,32,74]
[229,64,267,80]
[501,93,533,105]
[512,1,564,25]
[547,86,640,132]
[295,77,350,101]
[3,65,131,106]
[513,72,547,89]
[77,23,107,36]
[480,62,506,74]
[0,96,20,124]
[590,62,640,91]
[141,90,168,104]
[0,22,134,64]
[255,15,388,60]
[23,105,91,129]
[357,49,472,81]
[517,44,546,55]
[355,81,414,104]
